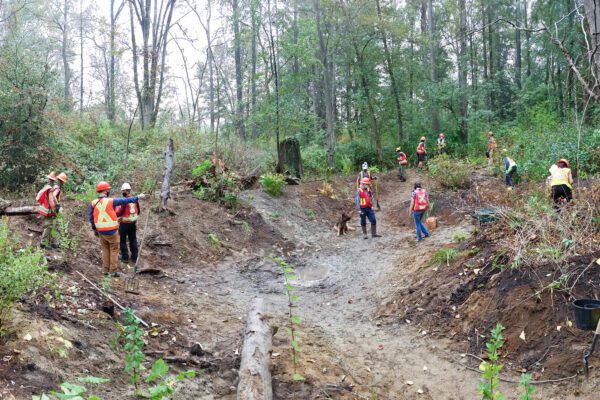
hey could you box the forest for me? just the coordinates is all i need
[0,0,599,399]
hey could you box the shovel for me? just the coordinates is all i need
[374,179,381,211]
[125,184,157,295]
[583,316,600,377]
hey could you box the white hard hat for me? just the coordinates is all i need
[121,182,132,191]
[362,162,368,170]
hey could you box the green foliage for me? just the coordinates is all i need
[429,155,472,189]
[305,209,317,220]
[53,213,78,251]
[194,173,239,210]
[145,358,196,400]
[34,376,109,400]
[272,256,304,381]
[123,308,146,393]
[478,324,505,400]
[0,220,48,335]
[207,233,220,247]
[191,160,214,178]
[430,248,459,267]
[260,173,286,197]
[518,373,536,400]
[453,231,468,242]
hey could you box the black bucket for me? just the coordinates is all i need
[572,299,600,330]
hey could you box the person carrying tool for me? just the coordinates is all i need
[36,171,59,248]
[409,182,430,242]
[396,147,407,182]
[416,136,427,170]
[486,131,497,166]
[355,177,381,239]
[549,159,573,209]
[89,181,140,277]
[115,183,140,264]
[502,151,517,188]
[436,133,447,155]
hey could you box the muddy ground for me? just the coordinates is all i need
[1,170,599,399]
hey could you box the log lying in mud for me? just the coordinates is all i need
[0,206,37,216]
[237,297,273,400]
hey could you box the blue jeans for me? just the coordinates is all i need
[413,211,429,241]
[505,166,517,187]
[359,207,376,226]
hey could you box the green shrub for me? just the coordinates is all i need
[191,160,213,178]
[194,173,239,210]
[453,231,468,242]
[0,220,48,335]
[429,155,472,189]
[430,248,459,267]
[260,173,286,197]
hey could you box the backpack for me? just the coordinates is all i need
[414,189,429,211]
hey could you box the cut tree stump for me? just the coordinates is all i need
[240,166,262,190]
[237,298,273,400]
[0,206,37,216]
[159,138,174,213]
[277,138,302,178]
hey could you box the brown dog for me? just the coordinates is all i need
[334,211,355,236]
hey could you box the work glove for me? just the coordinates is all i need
[138,193,148,199]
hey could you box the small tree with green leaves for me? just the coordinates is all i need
[123,308,146,394]
[478,323,505,400]
[145,358,196,400]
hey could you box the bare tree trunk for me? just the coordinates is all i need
[582,0,600,73]
[79,0,83,116]
[524,0,531,77]
[267,0,281,170]
[376,0,404,144]
[159,138,174,213]
[108,0,124,121]
[458,0,468,142]
[62,0,72,109]
[251,0,258,139]
[0,206,37,216]
[515,0,522,89]
[233,0,246,140]
[481,0,488,80]
[428,0,439,133]
[236,298,273,400]
[315,0,336,166]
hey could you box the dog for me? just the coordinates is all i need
[334,211,356,236]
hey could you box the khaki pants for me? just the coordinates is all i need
[40,216,56,247]
[99,232,120,273]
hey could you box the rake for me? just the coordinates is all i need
[125,182,157,295]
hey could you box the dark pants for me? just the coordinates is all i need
[398,165,406,181]
[505,166,517,187]
[359,207,376,226]
[552,185,572,208]
[119,223,138,262]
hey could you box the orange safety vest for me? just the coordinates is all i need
[398,152,408,165]
[358,188,373,209]
[91,198,119,232]
[417,142,426,154]
[36,185,55,217]
[117,201,139,223]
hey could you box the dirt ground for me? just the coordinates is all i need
[1,169,599,399]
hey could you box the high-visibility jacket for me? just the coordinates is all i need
[357,188,373,209]
[437,139,446,149]
[417,142,426,154]
[488,137,497,150]
[398,152,408,165]
[117,201,139,223]
[505,157,517,173]
[91,198,119,232]
[36,185,56,217]
[550,167,573,189]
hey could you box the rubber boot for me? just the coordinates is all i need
[361,225,368,239]
[371,225,381,238]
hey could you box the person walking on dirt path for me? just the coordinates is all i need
[549,159,573,209]
[37,171,59,248]
[356,178,381,239]
[416,137,427,170]
[396,147,407,182]
[503,151,517,188]
[409,182,430,242]
[356,162,373,189]
[90,181,140,277]
[436,133,447,155]
[115,183,140,264]
[486,131,497,166]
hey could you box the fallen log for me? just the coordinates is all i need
[237,298,273,400]
[0,206,37,216]
[240,166,262,190]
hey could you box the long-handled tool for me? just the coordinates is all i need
[583,316,600,377]
[374,178,381,211]
[125,183,157,295]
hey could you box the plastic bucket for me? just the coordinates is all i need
[475,208,499,223]
[572,299,600,330]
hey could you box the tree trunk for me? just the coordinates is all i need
[515,1,522,89]
[159,138,174,213]
[62,0,72,110]
[233,0,246,140]
[582,0,600,73]
[428,0,439,133]
[481,0,488,80]
[524,0,531,77]
[278,138,302,178]
[251,0,258,139]
[79,0,84,116]
[236,298,273,400]
[458,0,468,143]
[0,206,37,216]
[376,0,404,144]
[108,0,124,121]
[314,0,336,167]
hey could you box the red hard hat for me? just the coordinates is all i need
[96,181,111,192]
[558,159,569,168]
[56,172,67,183]
[360,177,371,185]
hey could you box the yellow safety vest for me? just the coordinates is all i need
[506,157,516,170]
[550,167,572,189]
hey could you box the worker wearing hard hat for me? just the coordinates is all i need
[90,181,140,277]
[36,171,68,248]
[115,183,140,264]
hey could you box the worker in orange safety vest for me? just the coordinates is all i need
[115,183,140,264]
[36,171,67,248]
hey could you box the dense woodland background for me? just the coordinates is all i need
[1,0,600,193]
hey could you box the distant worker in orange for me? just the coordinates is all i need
[549,159,574,209]
[486,131,497,165]
[416,136,427,170]
[36,171,67,248]
[396,147,407,182]
[355,178,381,239]
[89,181,140,277]
[436,133,447,155]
